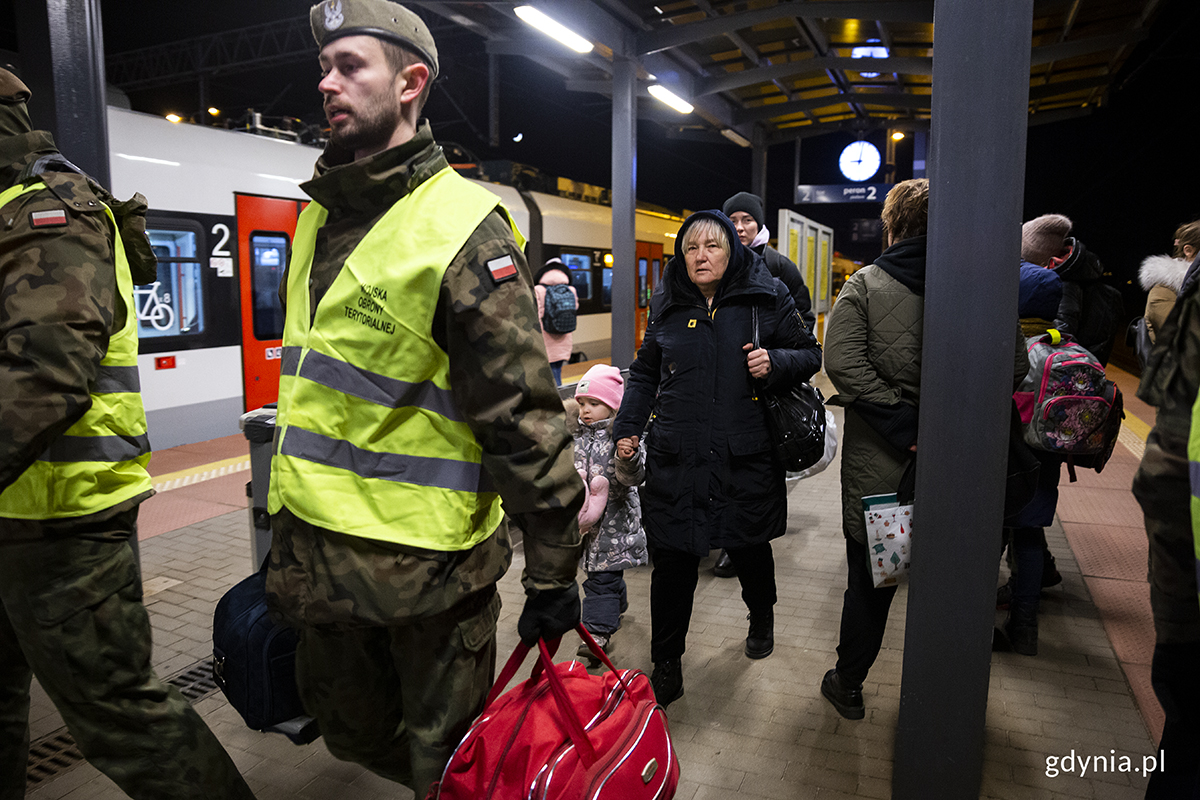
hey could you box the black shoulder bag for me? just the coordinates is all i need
[751,306,827,472]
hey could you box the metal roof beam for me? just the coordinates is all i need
[637,1,934,55]
[1030,28,1149,65]
[765,116,929,144]
[734,90,929,124]
[698,55,934,96]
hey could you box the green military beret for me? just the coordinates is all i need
[310,0,439,78]
[0,68,31,105]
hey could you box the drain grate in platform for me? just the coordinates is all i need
[26,657,221,787]
[167,658,221,703]
[26,729,83,787]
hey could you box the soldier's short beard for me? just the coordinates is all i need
[329,91,402,154]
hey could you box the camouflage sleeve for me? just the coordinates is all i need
[439,209,584,593]
[0,184,115,492]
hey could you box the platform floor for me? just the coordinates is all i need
[23,369,1164,800]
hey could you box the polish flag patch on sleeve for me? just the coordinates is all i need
[486,254,517,284]
[30,209,68,228]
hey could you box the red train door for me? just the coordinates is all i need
[235,194,304,412]
[635,240,663,349]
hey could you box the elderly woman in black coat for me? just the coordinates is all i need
[613,210,822,706]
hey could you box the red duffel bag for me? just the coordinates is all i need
[428,625,679,799]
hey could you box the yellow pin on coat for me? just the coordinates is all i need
[687,319,697,328]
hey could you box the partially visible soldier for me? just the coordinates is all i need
[264,2,584,797]
[0,69,255,799]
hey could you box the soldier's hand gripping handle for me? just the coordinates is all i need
[518,581,581,647]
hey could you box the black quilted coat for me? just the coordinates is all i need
[612,211,822,556]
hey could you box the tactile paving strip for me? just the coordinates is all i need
[1061,522,1148,582]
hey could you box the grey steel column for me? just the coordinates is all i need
[792,139,802,202]
[15,0,111,189]
[610,57,637,368]
[892,1,1033,797]
[750,125,767,202]
[488,54,500,149]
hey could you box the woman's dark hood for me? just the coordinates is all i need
[663,210,773,304]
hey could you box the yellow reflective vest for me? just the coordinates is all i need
[0,181,153,519]
[269,166,525,550]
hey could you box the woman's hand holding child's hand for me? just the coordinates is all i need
[616,436,639,460]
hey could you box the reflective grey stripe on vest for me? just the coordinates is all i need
[1190,460,1200,498]
[290,349,463,422]
[279,426,489,493]
[94,365,141,394]
[281,346,303,377]
[40,433,151,463]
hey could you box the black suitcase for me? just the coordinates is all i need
[212,564,320,744]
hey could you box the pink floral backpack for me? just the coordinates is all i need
[1014,329,1123,478]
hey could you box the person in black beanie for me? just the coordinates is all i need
[722,191,816,332]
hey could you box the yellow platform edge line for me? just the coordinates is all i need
[150,455,250,486]
[1122,410,1151,443]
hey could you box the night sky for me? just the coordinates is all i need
[3,0,1199,307]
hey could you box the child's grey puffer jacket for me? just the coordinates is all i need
[573,416,648,573]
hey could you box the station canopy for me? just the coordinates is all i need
[418,0,1163,146]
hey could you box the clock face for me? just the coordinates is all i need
[839,141,881,182]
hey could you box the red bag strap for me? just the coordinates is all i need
[537,639,598,766]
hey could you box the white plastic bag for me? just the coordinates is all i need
[786,410,837,480]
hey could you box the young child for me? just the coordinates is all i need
[571,364,647,660]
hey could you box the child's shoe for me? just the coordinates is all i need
[577,632,610,661]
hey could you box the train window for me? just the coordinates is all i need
[560,252,592,301]
[653,258,661,283]
[250,232,288,340]
[638,258,648,309]
[601,267,613,309]
[143,229,205,339]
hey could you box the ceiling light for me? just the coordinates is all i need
[207,107,220,116]
[891,131,905,141]
[649,84,693,114]
[851,45,889,79]
[514,6,593,54]
[255,173,305,185]
[512,133,524,142]
[165,113,182,123]
[721,129,751,147]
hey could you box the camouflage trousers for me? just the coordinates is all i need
[0,509,255,800]
[1132,426,1200,644]
[294,587,501,797]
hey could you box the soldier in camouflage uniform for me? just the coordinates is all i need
[0,70,255,799]
[264,3,584,796]
[1133,253,1200,798]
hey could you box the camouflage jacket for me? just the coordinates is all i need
[270,121,582,622]
[0,131,156,537]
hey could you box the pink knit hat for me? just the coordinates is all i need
[574,364,624,412]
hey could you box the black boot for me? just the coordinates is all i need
[745,608,774,659]
[650,659,683,707]
[820,668,865,720]
[712,549,736,578]
[1005,606,1038,656]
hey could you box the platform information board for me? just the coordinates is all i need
[795,183,893,204]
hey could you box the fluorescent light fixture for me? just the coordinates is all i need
[721,129,751,147]
[851,45,889,79]
[116,153,181,166]
[165,113,182,123]
[514,6,593,54]
[255,173,305,185]
[648,84,693,114]
[891,131,905,141]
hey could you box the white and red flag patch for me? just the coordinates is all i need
[486,254,517,284]
[30,209,68,228]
